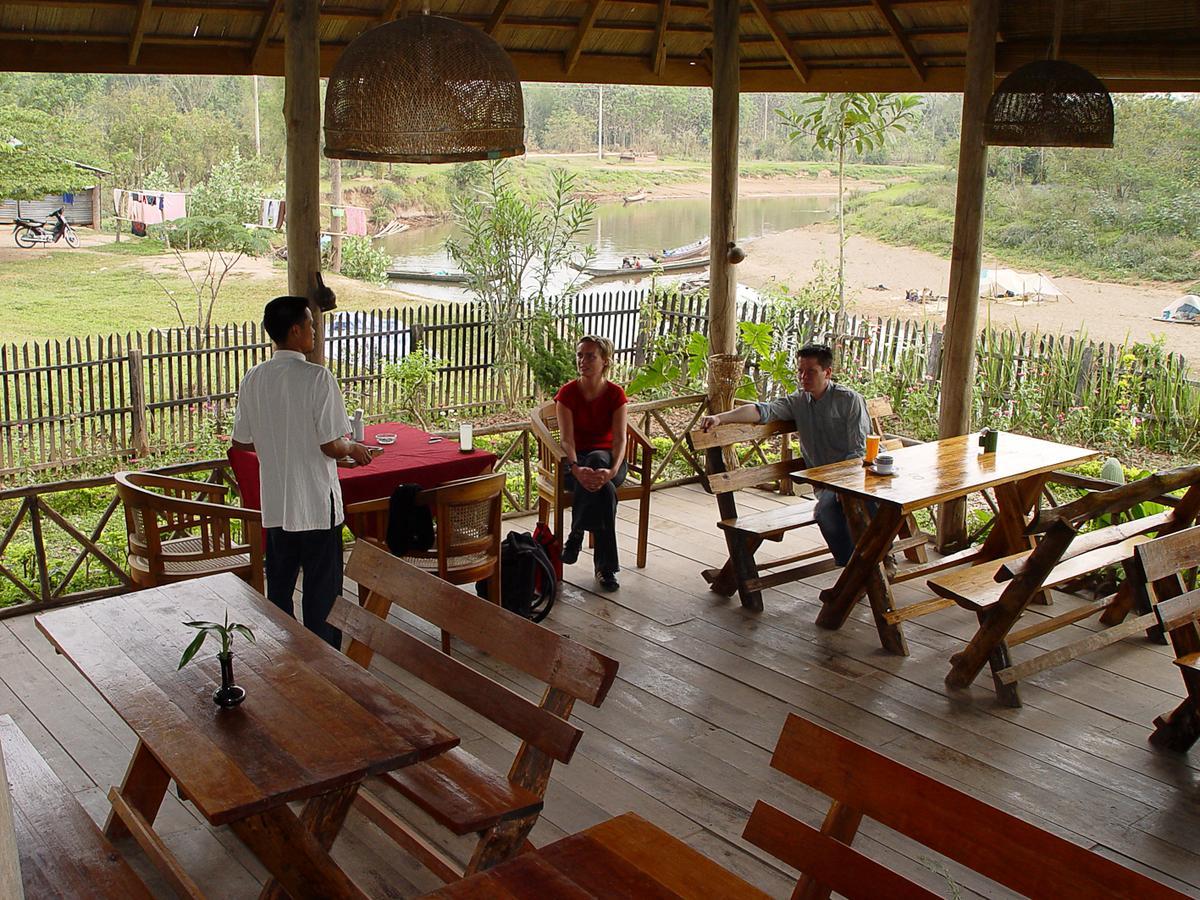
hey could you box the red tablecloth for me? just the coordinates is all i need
[227,422,497,510]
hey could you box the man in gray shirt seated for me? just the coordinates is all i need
[699,343,869,566]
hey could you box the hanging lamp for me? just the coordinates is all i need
[983,0,1113,148]
[324,12,525,164]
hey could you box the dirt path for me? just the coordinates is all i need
[738,225,1197,361]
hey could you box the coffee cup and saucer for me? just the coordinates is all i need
[867,453,897,477]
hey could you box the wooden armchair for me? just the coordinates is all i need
[344,472,506,651]
[114,471,263,592]
[530,400,653,569]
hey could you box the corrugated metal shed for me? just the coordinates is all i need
[0,190,96,226]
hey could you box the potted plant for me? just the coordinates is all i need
[178,611,256,708]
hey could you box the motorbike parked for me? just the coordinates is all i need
[12,208,79,249]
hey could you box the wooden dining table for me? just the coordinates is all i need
[794,432,1098,655]
[228,420,498,521]
[35,572,458,900]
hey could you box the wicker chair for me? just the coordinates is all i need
[530,400,653,570]
[343,473,506,651]
[114,471,263,592]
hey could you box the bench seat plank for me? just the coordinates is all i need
[0,715,153,900]
[380,747,544,835]
[930,535,1152,612]
[718,501,817,538]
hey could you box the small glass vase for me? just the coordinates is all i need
[213,652,246,708]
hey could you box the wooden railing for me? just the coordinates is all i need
[0,394,708,615]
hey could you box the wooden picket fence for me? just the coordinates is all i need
[0,288,1195,475]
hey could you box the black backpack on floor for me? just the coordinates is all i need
[476,531,557,622]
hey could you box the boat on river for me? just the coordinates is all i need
[623,190,648,204]
[386,268,470,284]
[650,236,710,262]
[570,257,709,279]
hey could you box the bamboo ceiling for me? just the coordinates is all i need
[1,1,1198,92]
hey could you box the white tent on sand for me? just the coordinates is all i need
[979,268,1064,302]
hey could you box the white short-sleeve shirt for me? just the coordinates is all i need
[232,350,351,532]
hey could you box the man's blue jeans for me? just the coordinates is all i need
[814,490,871,567]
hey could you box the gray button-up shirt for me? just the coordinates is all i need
[755,382,869,468]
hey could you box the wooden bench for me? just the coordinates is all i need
[419,810,769,898]
[333,539,619,883]
[0,714,155,899]
[939,466,1200,706]
[1129,525,1200,752]
[690,411,926,611]
[742,712,1190,900]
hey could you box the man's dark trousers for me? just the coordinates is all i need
[264,498,343,648]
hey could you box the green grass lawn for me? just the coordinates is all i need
[0,239,415,345]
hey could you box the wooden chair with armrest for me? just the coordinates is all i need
[742,712,1189,900]
[330,539,619,883]
[530,400,653,569]
[1127,525,1200,751]
[114,470,263,592]
[344,472,506,653]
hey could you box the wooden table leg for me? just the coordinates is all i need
[843,497,908,656]
[979,476,1044,560]
[816,502,904,644]
[241,783,365,900]
[104,740,170,840]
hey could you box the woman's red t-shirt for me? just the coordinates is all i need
[554,379,627,452]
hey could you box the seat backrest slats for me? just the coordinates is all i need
[346,541,618,706]
[768,714,1186,900]
[329,598,583,762]
[743,800,938,900]
[1153,588,1200,632]
[1135,523,1200,583]
[689,418,792,451]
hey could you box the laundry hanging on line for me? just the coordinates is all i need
[113,188,187,226]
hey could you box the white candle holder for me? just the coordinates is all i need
[459,422,474,453]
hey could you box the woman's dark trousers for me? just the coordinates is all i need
[566,450,628,574]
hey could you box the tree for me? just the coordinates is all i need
[778,93,922,315]
[150,216,269,338]
[0,108,96,201]
[446,162,595,409]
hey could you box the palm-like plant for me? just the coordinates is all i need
[777,93,922,317]
[178,610,256,669]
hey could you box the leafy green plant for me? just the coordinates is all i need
[178,610,256,668]
[446,161,596,409]
[523,310,581,398]
[382,349,446,428]
[337,235,390,284]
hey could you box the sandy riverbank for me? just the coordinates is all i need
[738,224,1198,361]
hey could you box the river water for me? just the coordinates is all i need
[377,194,834,300]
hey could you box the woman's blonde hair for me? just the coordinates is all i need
[577,335,614,372]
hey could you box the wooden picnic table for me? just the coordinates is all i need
[794,432,1098,655]
[36,572,458,900]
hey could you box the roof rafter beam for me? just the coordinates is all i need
[868,0,925,80]
[128,0,153,65]
[564,0,604,75]
[746,0,810,83]
[250,0,284,69]
[653,0,671,75]
[379,0,407,22]
[486,0,516,34]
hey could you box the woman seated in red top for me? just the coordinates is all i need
[554,335,628,591]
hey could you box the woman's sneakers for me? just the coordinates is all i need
[596,570,619,592]
[562,531,583,565]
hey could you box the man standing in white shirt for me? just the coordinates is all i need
[231,296,374,647]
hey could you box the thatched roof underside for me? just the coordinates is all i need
[2,1,1198,92]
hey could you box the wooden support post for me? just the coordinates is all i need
[936,0,997,550]
[707,0,739,390]
[285,0,324,364]
[329,159,343,274]
[127,348,150,457]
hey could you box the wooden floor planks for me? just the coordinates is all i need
[0,482,1197,897]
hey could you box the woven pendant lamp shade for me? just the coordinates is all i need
[984,60,1113,148]
[325,15,525,164]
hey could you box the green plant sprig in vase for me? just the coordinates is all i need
[178,610,256,708]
